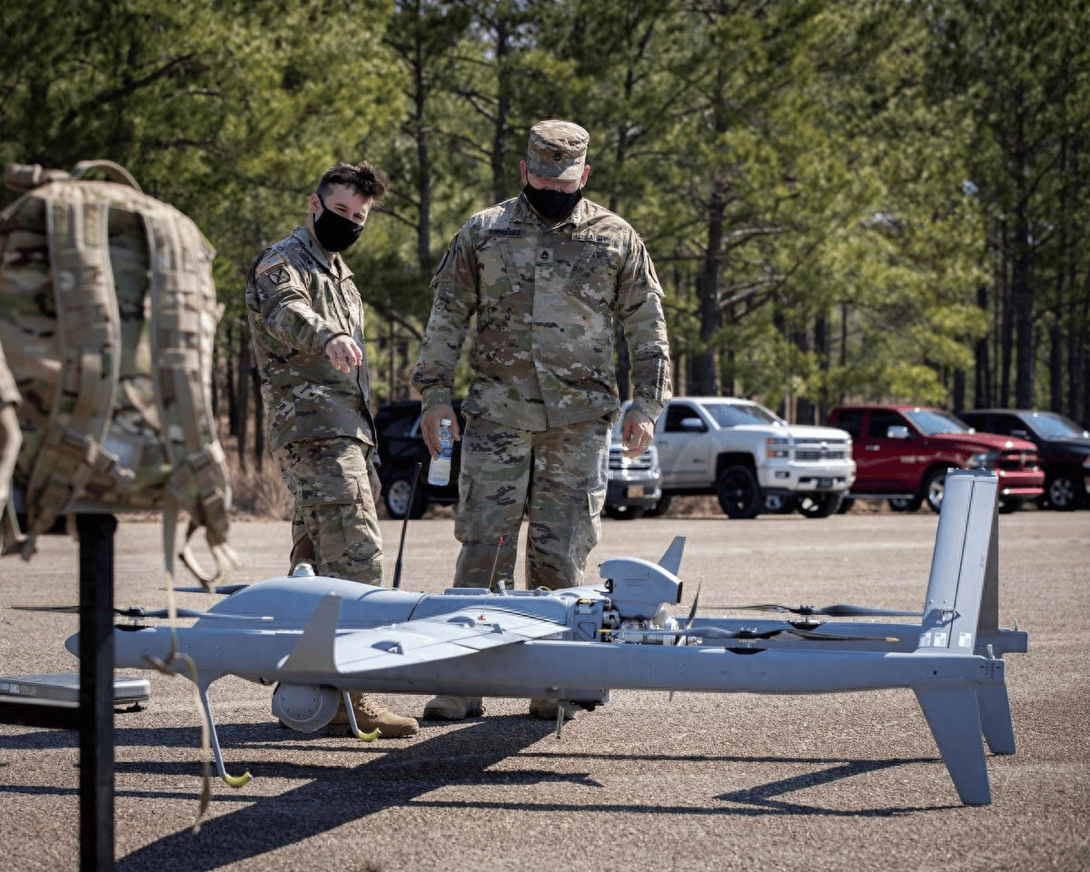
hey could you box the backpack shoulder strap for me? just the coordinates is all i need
[23,182,133,547]
[141,200,237,584]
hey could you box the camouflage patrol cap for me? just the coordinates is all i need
[526,120,589,182]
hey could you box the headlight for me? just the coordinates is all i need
[967,450,999,469]
[765,437,790,459]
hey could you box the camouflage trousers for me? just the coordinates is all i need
[274,437,383,584]
[453,415,610,591]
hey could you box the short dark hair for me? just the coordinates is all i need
[317,161,389,203]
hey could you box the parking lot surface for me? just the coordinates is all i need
[1,509,1087,871]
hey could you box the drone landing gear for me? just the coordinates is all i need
[340,691,380,742]
[196,681,252,787]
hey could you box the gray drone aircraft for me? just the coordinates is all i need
[66,470,1027,806]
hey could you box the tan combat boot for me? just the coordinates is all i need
[325,693,419,737]
[422,695,485,720]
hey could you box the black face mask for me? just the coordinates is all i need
[313,194,365,252]
[522,184,582,222]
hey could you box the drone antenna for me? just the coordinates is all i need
[487,536,504,592]
[391,462,422,590]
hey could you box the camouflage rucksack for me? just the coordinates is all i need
[0,160,237,584]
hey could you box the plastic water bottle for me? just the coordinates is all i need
[427,418,454,486]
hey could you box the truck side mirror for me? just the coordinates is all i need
[886,425,910,440]
[679,417,707,432]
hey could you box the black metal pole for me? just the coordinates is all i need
[77,513,117,872]
[391,462,421,589]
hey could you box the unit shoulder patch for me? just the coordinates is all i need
[256,253,287,275]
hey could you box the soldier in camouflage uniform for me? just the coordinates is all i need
[411,120,671,721]
[246,161,417,738]
[0,342,21,552]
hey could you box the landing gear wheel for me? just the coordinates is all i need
[795,492,841,518]
[383,469,427,520]
[716,465,761,519]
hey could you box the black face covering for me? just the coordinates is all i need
[313,194,365,252]
[522,184,582,222]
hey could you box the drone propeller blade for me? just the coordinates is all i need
[114,607,226,620]
[684,584,701,628]
[13,604,268,621]
[701,602,922,618]
[607,624,896,643]
[784,627,899,642]
[11,604,83,614]
[171,583,250,596]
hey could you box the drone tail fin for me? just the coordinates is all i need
[656,536,685,577]
[911,470,1015,805]
[916,469,998,658]
[280,593,341,677]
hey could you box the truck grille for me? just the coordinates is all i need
[794,440,850,461]
[997,449,1039,471]
[608,447,654,470]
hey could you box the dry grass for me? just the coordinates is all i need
[222,442,293,521]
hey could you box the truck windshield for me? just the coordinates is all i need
[705,402,785,428]
[903,408,969,436]
[1023,412,1090,440]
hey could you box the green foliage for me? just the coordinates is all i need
[3,0,1086,426]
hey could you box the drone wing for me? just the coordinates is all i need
[279,595,566,678]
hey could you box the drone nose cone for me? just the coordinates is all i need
[65,633,80,658]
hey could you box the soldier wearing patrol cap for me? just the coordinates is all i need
[412,119,672,722]
[246,161,418,739]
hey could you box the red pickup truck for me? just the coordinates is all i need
[828,404,1044,513]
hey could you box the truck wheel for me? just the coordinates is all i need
[888,495,923,512]
[836,497,854,514]
[998,498,1022,514]
[763,493,793,514]
[644,494,672,517]
[604,505,644,520]
[1046,471,1079,511]
[716,465,761,519]
[923,468,948,514]
[384,469,427,520]
[795,493,841,518]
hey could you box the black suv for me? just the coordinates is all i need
[373,400,464,519]
[957,409,1090,510]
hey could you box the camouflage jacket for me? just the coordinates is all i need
[246,227,376,451]
[412,193,671,430]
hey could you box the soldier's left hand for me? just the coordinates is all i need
[622,409,654,458]
[325,334,363,373]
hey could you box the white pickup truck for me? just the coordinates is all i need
[649,396,856,518]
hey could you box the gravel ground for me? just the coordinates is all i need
[0,508,1087,872]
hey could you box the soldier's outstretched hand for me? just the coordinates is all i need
[325,334,363,373]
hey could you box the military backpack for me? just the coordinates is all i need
[0,160,235,583]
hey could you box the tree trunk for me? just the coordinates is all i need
[236,321,250,474]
